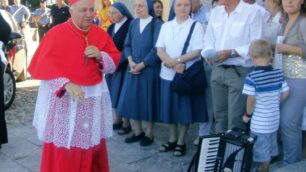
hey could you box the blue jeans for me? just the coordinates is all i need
[280,78,306,164]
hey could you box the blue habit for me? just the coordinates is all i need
[117,18,162,121]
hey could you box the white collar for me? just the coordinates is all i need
[140,15,153,22]
[114,17,127,34]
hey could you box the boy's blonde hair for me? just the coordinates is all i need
[249,39,273,59]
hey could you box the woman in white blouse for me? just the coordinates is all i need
[156,0,207,156]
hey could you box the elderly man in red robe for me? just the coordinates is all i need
[28,0,120,171]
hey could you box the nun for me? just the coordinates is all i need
[116,0,162,146]
[105,2,134,135]
[156,0,208,156]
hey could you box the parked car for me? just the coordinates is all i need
[1,10,27,81]
[0,33,19,110]
[1,9,27,110]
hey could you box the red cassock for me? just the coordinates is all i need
[41,140,110,172]
[28,19,120,172]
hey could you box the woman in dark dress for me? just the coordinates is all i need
[0,11,11,149]
[105,2,133,134]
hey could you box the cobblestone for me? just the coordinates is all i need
[5,80,39,126]
[2,79,306,172]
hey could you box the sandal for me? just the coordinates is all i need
[117,125,132,135]
[173,144,186,157]
[159,141,177,152]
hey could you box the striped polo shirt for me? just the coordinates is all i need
[242,65,289,133]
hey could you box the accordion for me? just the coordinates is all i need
[188,128,256,172]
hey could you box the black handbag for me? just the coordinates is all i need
[170,22,207,95]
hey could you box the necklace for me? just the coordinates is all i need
[67,20,90,66]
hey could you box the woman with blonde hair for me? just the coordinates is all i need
[98,0,113,30]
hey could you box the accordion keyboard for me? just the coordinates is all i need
[197,137,220,172]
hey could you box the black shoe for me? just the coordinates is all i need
[125,132,145,143]
[140,136,154,146]
[113,122,123,130]
[117,125,132,135]
[271,155,281,164]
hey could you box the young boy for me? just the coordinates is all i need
[242,39,289,172]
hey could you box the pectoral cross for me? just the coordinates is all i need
[85,36,88,66]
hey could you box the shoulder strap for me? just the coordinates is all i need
[181,21,197,55]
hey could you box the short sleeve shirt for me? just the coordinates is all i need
[9,4,30,24]
[156,17,204,81]
[242,66,289,133]
[33,8,50,25]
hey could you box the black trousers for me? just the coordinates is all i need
[38,25,49,42]
[0,65,8,146]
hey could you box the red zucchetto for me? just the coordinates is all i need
[68,0,78,5]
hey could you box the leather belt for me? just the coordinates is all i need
[220,65,237,69]
[219,65,241,77]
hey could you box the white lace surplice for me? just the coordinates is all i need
[33,52,116,149]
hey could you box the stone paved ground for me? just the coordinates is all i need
[0,80,306,172]
[0,80,198,172]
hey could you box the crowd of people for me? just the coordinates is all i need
[1,0,306,171]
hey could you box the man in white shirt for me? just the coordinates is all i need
[244,0,270,21]
[202,0,263,132]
